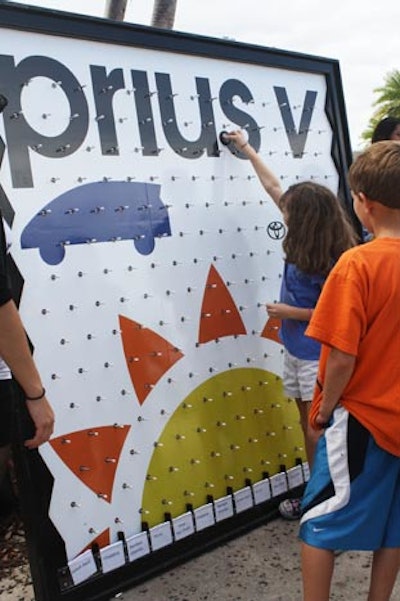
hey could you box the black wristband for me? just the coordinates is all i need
[26,387,46,401]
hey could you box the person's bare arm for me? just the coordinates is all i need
[266,303,313,321]
[316,347,356,426]
[0,299,54,448]
[24,397,54,449]
[0,299,42,395]
[224,130,283,206]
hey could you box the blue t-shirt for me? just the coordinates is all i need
[279,263,325,360]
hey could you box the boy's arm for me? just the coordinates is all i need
[316,347,356,425]
[224,130,283,206]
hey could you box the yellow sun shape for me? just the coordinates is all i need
[142,367,303,525]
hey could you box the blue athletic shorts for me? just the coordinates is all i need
[299,406,400,551]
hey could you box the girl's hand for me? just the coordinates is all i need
[266,302,292,319]
[223,130,249,151]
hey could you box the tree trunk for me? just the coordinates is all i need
[151,0,177,29]
[104,0,128,21]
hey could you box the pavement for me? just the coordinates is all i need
[2,516,400,601]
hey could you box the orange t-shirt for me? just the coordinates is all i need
[307,238,400,456]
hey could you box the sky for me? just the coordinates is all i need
[6,0,400,150]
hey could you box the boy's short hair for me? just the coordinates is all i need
[348,141,400,209]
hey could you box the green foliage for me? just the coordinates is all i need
[361,70,400,145]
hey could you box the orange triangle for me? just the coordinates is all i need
[50,425,130,503]
[261,317,282,344]
[198,265,246,344]
[119,315,183,405]
[80,528,110,556]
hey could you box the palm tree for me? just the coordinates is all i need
[362,70,400,143]
[104,0,128,21]
[151,0,177,29]
[104,0,177,29]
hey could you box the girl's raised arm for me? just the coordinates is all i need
[224,130,283,207]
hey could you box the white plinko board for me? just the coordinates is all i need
[0,5,351,595]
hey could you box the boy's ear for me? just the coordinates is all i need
[357,192,374,210]
[357,191,368,203]
[359,192,378,214]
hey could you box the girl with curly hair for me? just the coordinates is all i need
[225,130,358,519]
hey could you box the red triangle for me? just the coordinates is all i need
[198,265,246,344]
[119,315,183,405]
[260,317,282,344]
[80,529,110,556]
[50,425,130,503]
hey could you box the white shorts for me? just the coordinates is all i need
[283,348,318,401]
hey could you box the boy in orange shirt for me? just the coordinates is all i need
[300,140,400,601]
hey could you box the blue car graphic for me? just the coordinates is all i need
[21,180,171,265]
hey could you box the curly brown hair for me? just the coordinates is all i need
[279,182,358,275]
